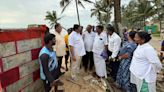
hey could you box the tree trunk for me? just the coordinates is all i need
[144,17,146,29]
[98,12,101,24]
[155,1,162,32]
[113,0,122,36]
[75,0,81,25]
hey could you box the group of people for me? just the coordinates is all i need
[39,23,163,92]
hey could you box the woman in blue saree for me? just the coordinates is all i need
[116,31,137,92]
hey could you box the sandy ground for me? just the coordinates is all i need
[58,37,164,92]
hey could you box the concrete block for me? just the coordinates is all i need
[0,67,19,88]
[2,51,31,71]
[21,79,44,92]
[33,69,40,81]
[0,58,2,73]
[30,38,42,49]
[19,60,39,78]
[6,74,33,92]
[17,40,31,53]
[17,38,42,53]
[0,42,16,58]
[31,48,41,60]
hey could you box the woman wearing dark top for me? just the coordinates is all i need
[116,31,137,92]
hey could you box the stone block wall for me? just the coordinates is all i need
[0,27,46,92]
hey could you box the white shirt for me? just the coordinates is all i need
[108,32,121,58]
[92,32,108,55]
[83,31,96,52]
[53,30,67,56]
[130,43,162,83]
[68,31,86,56]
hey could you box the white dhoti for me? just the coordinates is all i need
[93,53,107,78]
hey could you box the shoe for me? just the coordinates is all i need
[61,66,65,70]
[71,76,78,81]
[66,68,68,71]
[60,72,65,76]
[57,90,64,92]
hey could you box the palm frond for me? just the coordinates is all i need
[91,12,96,17]
[60,0,71,6]
[83,0,94,3]
[45,10,63,28]
[78,0,85,9]
[61,0,73,13]
[60,0,65,7]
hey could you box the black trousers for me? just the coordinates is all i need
[57,56,63,73]
[43,66,60,92]
[106,50,120,81]
[43,80,51,92]
[65,51,70,69]
[82,51,94,71]
[43,80,58,92]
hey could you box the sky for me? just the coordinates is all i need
[0,0,131,29]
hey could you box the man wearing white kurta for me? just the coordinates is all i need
[53,23,67,73]
[83,25,95,72]
[106,24,121,81]
[69,24,86,80]
[130,31,162,92]
[92,25,108,78]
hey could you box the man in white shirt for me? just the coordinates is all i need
[92,25,108,78]
[53,23,67,74]
[82,25,95,72]
[68,24,86,80]
[106,24,121,81]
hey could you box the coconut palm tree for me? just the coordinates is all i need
[60,0,93,25]
[153,0,164,31]
[91,0,112,25]
[122,0,157,28]
[45,11,63,29]
[137,1,156,25]
[91,1,104,24]
[122,0,141,27]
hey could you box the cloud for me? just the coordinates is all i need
[0,0,96,28]
[0,0,58,28]
[0,0,130,29]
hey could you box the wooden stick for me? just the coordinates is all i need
[66,78,82,87]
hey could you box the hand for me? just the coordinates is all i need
[160,56,163,61]
[118,56,122,61]
[108,56,116,62]
[72,56,76,61]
